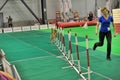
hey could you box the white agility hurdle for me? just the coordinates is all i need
[55,28,92,80]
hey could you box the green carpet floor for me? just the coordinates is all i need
[0,26,120,80]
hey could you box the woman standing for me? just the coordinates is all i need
[93,7,115,61]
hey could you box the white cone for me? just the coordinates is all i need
[83,22,88,29]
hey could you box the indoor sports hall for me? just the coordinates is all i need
[0,0,120,80]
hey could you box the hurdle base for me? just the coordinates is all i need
[82,71,93,75]
[56,55,65,58]
[62,66,73,69]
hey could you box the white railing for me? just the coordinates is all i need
[0,49,21,80]
[0,24,56,33]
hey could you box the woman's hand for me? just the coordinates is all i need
[96,29,98,35]
[114,33,116,37]
[95,22,99,35]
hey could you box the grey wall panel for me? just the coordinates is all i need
[0,13,3,28]
[71,0,87,18]
[0,0,42,23]
[71,0,106,18]
[112,0,120,9]
[0,0,109,24]
[86,0,95,15]
[46,0,59,20]
[97,0,106,8]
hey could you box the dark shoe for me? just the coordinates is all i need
[106,57,111,61]
[93,44,96,50]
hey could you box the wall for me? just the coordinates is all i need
[0,13,3,28]
[0,0,42,27]
[1,0,41,21]
[71,0,106,17]
[46,0,59,20]
[71,0,87,17]
[112,0,120,9]
[0,0,108,27]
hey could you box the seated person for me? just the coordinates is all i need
[73,10,80,21]
[56,11,62,28]
[88,11,93,21]
[56,11,61,22]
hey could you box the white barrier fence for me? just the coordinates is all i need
[0,49,21,80]
[0,24,56,33]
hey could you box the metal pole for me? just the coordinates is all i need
[20,0,41,24]
[0,0,9,11]
[37,0,41,18]
[86,35,90,80]
[41,0,48,24]
[95,0,97,17]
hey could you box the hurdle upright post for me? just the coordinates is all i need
[69,29,74,66]
[68,30,71,60]
[59,27,62,50]
[56,27,60,46]
[75,33,81,74]
[61,28,66,56]
[86,35,90,80]
[61,28,64,51]
[68,29,74,66]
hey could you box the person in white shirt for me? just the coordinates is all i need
[97,7,101,18]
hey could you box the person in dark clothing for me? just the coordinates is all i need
[88,11,93,21]
[93,7,115,61]
[7,16,13,27]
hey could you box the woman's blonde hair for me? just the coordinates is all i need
[101,7,109,13]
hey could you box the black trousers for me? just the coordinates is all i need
[94,31,112,58]
[88,16,93,21]
[8,24,13,27]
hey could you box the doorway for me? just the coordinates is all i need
[0,13,3,28]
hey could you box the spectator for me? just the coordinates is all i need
[7,16,13,27]
[88,11,93,21]
[73,10,80,21]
